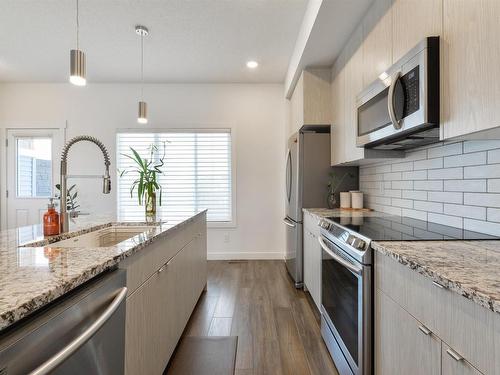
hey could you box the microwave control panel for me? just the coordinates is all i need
[401,66,420,117]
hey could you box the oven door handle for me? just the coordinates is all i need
[388,71,402,130]
[318,237,362,276]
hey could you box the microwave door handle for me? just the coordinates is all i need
[388,71,403,130]
[318,237,362,276]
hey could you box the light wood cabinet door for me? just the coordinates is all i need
[442,0,500,139]
[303,224,321,311]
[392,0,442,62]
[362,0,393,86]
[331,53,346,165]
[375,289,441,375]
[344,24,365,163]
[290,73,305,135]
[442,343,484,375]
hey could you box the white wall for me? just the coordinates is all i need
[0,83,286,259]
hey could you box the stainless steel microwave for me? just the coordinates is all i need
[356,36,440,150]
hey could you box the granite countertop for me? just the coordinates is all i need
[372,240,500,315]
[0,211,206,331]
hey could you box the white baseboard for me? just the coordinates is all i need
[207,251,285,260]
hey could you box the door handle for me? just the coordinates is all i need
[29,287,128,375]
[318,237,362,275]
[388,71,402,130]
[418,324,432,336]
[446,348,464,362]
[283,218,296,228]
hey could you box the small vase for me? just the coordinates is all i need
[327,191,337,209]
[145,191,157,219]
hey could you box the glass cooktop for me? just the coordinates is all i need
[326,215,500,241]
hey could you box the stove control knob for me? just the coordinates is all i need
[352,238,366,250]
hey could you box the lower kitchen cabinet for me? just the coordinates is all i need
[123,213,207,375]
[375,289,441,375]
[303,211,321,311]
[442,343,483,375]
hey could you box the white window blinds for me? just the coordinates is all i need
[117,131,232,222]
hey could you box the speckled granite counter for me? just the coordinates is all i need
[372,240,500,315]
[0,211,206,331]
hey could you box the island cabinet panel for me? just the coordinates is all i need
[375,289,441,375]
[441,0,500,140]
[375,251,500,375]
[442,343,484,375]
[124,213,207,375]
[392,0,442,63]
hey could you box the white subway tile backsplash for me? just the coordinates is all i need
[392,180,413,190]
[487,149,500,164]
[402,190,428,200]
[487,208,500,223]
[428,167,463,180]
[464,164,500,179]
[443,179,487,192]
[444,152,486,167]
[402,170,427,180]
[414,157,443,170]
[488,179,500,193]
[464,193,500,208]
[361,140,500,235]
[414,200,443,213]
[463,140,500,153]
[414,180,443,191]
[428,192,463,204]
[443,204,486,220]
[428,142,462,158]
[464,219,500,237]
[428,213,463,229]
[391,198,413,208]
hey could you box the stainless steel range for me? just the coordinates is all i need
[318,214,500,375]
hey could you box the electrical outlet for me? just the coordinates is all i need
[223,233,230,243]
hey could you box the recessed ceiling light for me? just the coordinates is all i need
[246,61,259,69]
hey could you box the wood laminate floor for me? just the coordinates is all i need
[170,260,339,375]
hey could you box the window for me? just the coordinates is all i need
[16,137,52,198]
[117,130,233,223]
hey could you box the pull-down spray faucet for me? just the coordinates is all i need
[59,135,111,232]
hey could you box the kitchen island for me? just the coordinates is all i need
[0,211,207,374]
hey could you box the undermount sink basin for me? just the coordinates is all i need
[28,226,155,248]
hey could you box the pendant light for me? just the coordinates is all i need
[136,25,149,124]
[69,0,86,86]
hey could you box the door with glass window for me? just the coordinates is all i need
[6,129,63,229]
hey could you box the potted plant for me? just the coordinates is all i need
[119,143,165,218]
[55,183,80,212]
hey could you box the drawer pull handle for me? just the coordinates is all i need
[446,348,464,362]
[158,260,171,274]
[418,325,432,336]
[432,281,446,289]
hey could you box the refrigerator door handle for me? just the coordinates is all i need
[283,217,296,228]
[29,287,128,375]
[285,149,292,202]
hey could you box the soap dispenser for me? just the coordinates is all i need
[43,198,60,236]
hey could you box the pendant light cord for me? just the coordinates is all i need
[141,32,144,99]
[76,0,79,50]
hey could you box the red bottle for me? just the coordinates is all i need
[43,198,60,236]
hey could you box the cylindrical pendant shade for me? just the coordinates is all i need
[69,49,86,86]
[138,101,148,124]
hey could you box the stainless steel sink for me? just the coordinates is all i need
[25,226,155,248]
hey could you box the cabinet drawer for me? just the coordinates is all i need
[303,212,320,237]
[375,252,500,374]
[120,214,204,295]
[442,343,484,375]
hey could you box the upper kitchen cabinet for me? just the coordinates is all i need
[290,68,332,135]
[362,0,393,86]
[441,0,500,140]
[331,53,346,166]
[392,0,442,62]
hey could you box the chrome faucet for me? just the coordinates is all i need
[59,135,111,232]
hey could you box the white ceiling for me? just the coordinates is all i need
[0,0,308,83]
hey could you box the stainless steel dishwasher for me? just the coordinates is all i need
[0,269,127,375]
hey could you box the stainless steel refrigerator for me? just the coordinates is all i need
[284,126,357,288]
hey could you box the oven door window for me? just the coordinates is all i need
[322,245,360,366]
